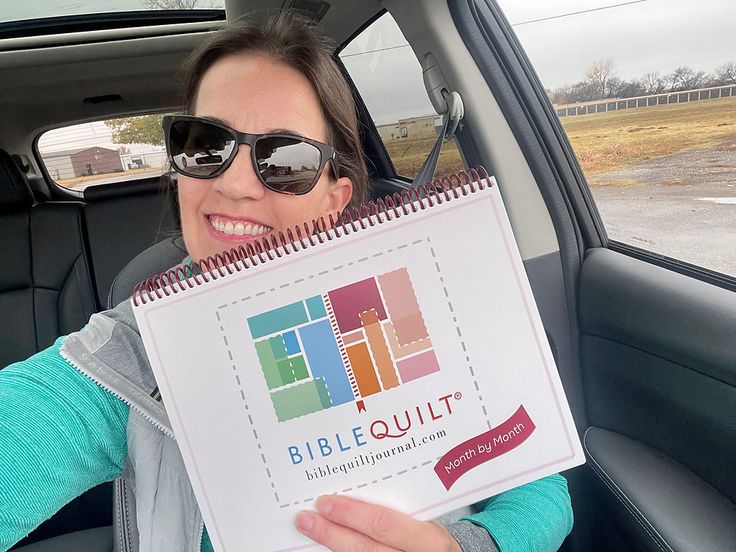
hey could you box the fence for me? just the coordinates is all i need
[555,84,736,117]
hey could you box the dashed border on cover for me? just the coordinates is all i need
[215,237,488,507]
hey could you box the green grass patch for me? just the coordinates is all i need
[561,96,736,178]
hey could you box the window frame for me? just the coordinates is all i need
[33,111,171,200]
[450,0,736,292]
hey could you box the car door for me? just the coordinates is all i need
[338,1,735,551]
[446,1,736,551]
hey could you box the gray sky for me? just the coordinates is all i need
[500,0,735,89]
[342,0,736,124]
[14,0,736,142]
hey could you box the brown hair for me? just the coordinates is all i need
[181,11,369,207]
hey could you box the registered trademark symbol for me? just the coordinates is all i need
[454,392,462,400]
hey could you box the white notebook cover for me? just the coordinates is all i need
[133,176,584,551]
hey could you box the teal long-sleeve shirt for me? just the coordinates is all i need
[0,340,573,551]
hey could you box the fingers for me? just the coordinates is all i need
[297,495,456,551]
[296,510,395,552]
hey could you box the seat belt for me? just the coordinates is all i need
[410,90,464,187]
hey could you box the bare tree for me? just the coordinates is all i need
[640,71,665,94]
[142,0,200,9]
[666,66,707,92]
[585,60,616,99]
[714,62,736,85]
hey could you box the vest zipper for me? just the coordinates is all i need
[60,348,175,440]
[115,478,133,552]
[61,347,174,552]
[198,520,205,552]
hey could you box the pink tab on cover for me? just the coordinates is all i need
[434,405,536,490]
[396,349,440,383]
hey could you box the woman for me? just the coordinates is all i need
[0,13,573,552]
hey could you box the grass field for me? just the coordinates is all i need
[384,137,464,179]
[561,96,736,183]
[382,97,736,185]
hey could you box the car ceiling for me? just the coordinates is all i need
[0,0,383,152]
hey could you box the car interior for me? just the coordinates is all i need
[0,1,734,551]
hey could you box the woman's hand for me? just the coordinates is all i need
[295,495,462,552]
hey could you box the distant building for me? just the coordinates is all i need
[377,115,442,141]
[44,146,122,179]
[120,151,167,170]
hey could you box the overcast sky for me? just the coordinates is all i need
[342,0,736,124]
[18,0,736,149]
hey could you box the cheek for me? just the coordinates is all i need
[272,193,325,228]
[177,179,207,221]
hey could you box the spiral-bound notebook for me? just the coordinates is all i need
[132,168,584,552]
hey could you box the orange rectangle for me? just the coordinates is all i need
[393,313,429,345]
[385,322,432,359]
[346,342,381,397]
[360,314,399,391]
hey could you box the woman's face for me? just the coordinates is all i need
[178,53,353,261]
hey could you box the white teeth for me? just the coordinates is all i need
[210,216,271,236]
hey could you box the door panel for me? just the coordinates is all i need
[579,248,736,550]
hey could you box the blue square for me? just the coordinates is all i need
[306,295,327,320]
[282,330,300,355]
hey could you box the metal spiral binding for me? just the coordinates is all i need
[132,166,491,306]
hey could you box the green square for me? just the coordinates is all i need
[291,355,308,381]
[277,358,297,385]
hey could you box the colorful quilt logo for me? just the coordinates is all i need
[247,268,439,422]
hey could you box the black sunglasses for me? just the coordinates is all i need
[163,115,340,195]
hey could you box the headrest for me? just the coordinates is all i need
[0,149,34,212]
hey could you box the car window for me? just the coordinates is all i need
[37,114,169,191]
[497,0,736,279]
[339,13,464,180]
[1,1,225,26]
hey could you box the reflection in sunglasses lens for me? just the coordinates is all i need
[170,121,235,177]
[256,138,320,194]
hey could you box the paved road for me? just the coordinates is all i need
[590,142,736,277]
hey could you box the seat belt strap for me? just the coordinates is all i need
[410,90,464,187]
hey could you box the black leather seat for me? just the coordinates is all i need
[0,150,116,549]
[0,149,97,369]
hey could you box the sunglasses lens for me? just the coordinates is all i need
[168,120,235,177]
[255,136,322,194]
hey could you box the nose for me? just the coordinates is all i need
[211,144,266,200]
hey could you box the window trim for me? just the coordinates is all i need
[451,0,736,292]
[33,111,171,200]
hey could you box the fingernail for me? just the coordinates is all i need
[296,512,314,533]
[316,496,333,515]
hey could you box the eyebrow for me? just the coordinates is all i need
[200,116,307,138]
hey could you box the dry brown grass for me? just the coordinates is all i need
[383,137,464,179]
[561,97,736,177]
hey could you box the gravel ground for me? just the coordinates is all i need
[589,140,736,277]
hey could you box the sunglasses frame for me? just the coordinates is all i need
[163,114,340,196]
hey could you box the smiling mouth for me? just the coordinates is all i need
[207,215,273,237]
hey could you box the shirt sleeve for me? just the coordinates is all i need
[458,474,574,552]
[0,337,129,550]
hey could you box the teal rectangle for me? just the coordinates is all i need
[306,295,327,320]
[269,336,288,360]
[247,302,309,339]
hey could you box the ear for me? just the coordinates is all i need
[325,175,353,216]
